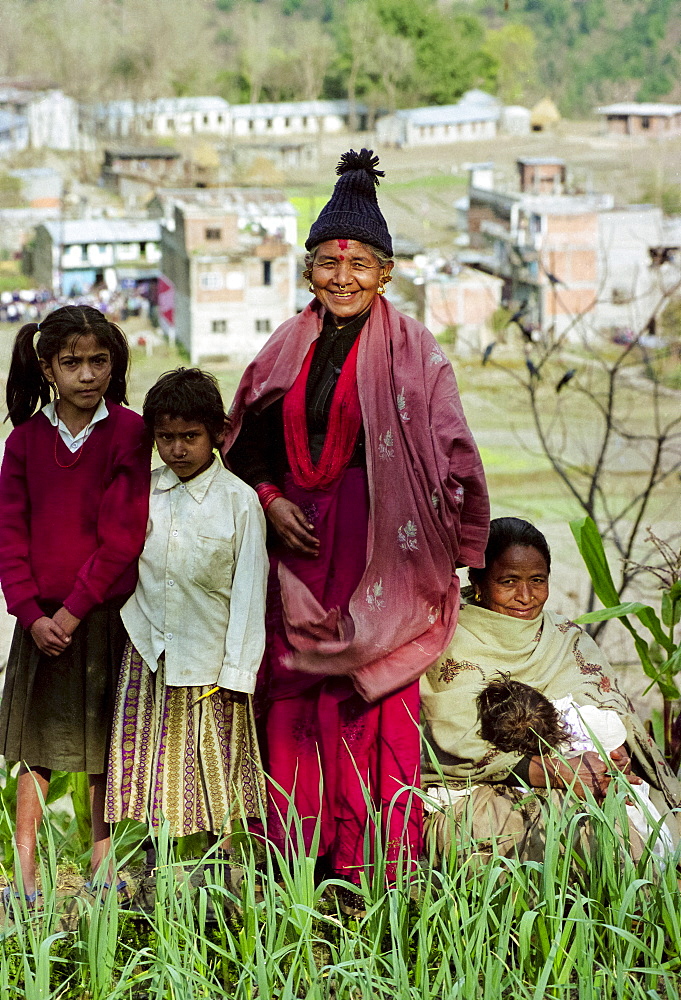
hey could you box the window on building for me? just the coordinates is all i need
[211,319,228,333]
[641,117,650,130]
[203,115,209,126]
[217,115,224,125]
[255,318,272,334]
[205,228,222,240]
[266,118,273,128]
[284,117,290,128]
[167,118,175,130]
[199,272,224,291]
[262,260,272,286]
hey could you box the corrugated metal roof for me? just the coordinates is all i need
[94,97,230,117]
[597,102,681,116]
[392,104,499,126]
[517,157,565,166]
[41,219,161,244]
[230,100,365,117]
[154,187,296,215]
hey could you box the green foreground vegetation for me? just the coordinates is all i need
[1,765,681,998]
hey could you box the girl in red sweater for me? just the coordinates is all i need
[0,305,151,906]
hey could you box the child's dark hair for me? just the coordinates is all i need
[6,305,130,426]
[143,368,228,446]
[469,517,551,591]
[477,677,572,756]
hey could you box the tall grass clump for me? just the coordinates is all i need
[0,760,680,997]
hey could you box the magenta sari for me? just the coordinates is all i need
[261,467,422,884]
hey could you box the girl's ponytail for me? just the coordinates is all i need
[5,304,132,426]
[6,322,54,426]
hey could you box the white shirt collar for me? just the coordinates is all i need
[43,398,109,451]
[154,456,220,503]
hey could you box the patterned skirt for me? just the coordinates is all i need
[105,642,265,836]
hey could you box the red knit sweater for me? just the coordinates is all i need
[0,403,151,630]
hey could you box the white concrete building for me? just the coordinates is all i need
[91,97,232,140]
[376,90,500,147]
[33,219,161,295]
[160,200,296,362]
[230,100,366,136]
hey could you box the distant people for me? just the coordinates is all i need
[0,306,151,907]
[226,149,488,914]
[105,369,268,879]
[421,517,681,863]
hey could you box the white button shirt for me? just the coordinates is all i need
[121,459,268,692]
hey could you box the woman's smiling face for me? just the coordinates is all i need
[476,544,550,620]
[310,239,393,319]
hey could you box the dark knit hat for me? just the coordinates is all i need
[305,148,393,257]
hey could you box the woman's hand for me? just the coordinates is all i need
[529,751,613,801]
[30,616,71,657]
[267,497,320,557]
[608,745,642,785]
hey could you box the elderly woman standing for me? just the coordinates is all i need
[421,517,681,864]
[226,150,488,911]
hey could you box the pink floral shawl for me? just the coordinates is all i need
[224,295,489,702]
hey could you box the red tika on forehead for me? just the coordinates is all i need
[337,239,349,250]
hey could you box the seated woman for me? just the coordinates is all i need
[420,516,681,863]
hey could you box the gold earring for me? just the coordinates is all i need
[474,591,481,603]
[308,283,315,293]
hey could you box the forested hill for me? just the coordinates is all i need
[1,0,679,116]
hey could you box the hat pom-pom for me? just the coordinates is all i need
[336,148,384,185]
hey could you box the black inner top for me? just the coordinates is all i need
[228,308,370,489]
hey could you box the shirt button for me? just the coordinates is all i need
[168,580,174,586]
[172,530,178,537]
[179,484,186,490]
[166,632,173,640]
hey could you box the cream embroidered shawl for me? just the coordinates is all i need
[421,603,681,806]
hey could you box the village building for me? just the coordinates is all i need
[376,90,500,148]
[0,85,83,151]
[0,108,29,155]
[466,160,610,336]
[148,187,297,247]
[230,99,367,137]
[88,97,366,143]
[226,139,319,176]
[159,198,296,362]
[89,97,232,141]
[9,168,63,209]
[0,157,64,259]
[596,102,681,138]
[422,267,504,351]
[464,158,673,339]
[31,219,162,296]
[100,147,184,205]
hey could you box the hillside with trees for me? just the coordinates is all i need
[0,0,679,115]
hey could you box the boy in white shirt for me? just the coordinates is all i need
[106,368,268,872]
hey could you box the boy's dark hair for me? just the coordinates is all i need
[143,368,228,446]
[469,517,551,590]
[476,677,571,756]
[6,305,130,426]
